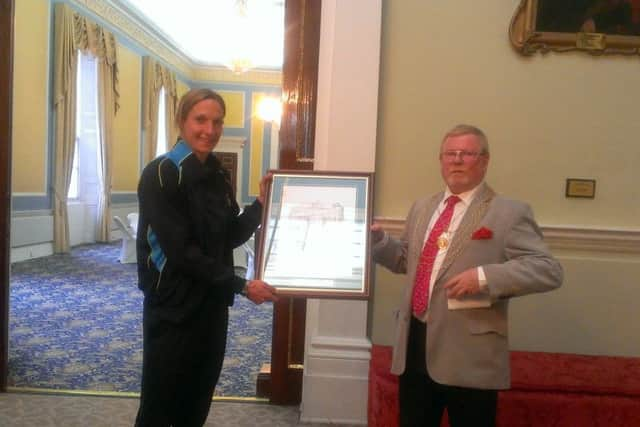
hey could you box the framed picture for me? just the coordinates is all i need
[509,0,640,55]
[255,170,374,299]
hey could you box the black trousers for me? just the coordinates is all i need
[135,296,229,427]
[399,316,497,427]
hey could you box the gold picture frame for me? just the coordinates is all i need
[565,178,596,198]
[510,0,640,55]
[255,170,374,299]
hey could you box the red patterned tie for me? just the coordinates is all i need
[412,195,461,316]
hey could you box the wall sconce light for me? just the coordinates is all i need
[257,97,282,125]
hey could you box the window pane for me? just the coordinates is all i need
[70,50,99,202]
[68,51,83,200]
[68,140,79,199]
[156,87,167,157]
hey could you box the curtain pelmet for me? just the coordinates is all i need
[142,57,178,164]
[74,14,119,113]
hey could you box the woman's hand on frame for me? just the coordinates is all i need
[245,279,278,304]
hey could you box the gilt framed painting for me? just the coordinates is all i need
[510,0,640,55]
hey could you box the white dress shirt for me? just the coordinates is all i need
[420,184,488,317]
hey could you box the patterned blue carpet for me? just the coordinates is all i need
[8,243,272,397]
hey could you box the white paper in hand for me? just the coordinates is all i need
[448,295,492,310]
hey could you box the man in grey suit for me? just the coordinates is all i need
[372,124,563,427]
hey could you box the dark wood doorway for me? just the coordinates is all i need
[265,0,322,405]
[216,151,238,197]
[0,0,15,392]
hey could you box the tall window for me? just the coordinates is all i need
[155,86,168,157]
[69,51,99,201]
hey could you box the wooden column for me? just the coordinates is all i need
[269,0,321,405]
[279,0,320,170]
[0,0,15,392]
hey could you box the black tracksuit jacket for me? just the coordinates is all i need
[136,140,262,323]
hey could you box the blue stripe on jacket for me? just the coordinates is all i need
[147,227,166,272]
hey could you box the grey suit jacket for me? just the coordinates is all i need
[373,183,563,390]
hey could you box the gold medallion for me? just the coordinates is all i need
[437,232,450,249]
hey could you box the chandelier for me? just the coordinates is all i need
[225,0,254,74]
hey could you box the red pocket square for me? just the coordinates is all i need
[472,227,493,240]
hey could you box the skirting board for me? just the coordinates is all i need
[301,367,369,425]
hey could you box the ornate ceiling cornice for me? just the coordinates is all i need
[69,0,193,77]
[192,66,282,86]
[67,0,282,85]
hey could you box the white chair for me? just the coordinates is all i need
[113,215,136,264]
[127,212,139,236]
[233,237,256,280]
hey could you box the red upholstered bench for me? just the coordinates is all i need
[368,345,640,427]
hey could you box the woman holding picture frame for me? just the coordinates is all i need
[134,88,277,426]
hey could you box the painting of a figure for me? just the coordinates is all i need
[536,0,640,35]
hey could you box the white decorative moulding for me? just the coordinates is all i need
[216,136,246,151]
[192,65,282,85]
[375,217,640,255]
[70,0,193,78]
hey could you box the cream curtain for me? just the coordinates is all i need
[52,4,79,253]
[142,57,178,164]
[92,28,119,242]
[164,77,178,149]
[53,4,120,250]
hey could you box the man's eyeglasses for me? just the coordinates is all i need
[440,150,485,162]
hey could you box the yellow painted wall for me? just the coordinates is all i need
[111,44,141,192]
[249,93,268,196]
[376,1,640,228]
[371,1,640,356]
[12,0,49,194]
[9,1,277,214]
[219,90,245,128]
[509,253,640,356]
[9,0,270,199]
